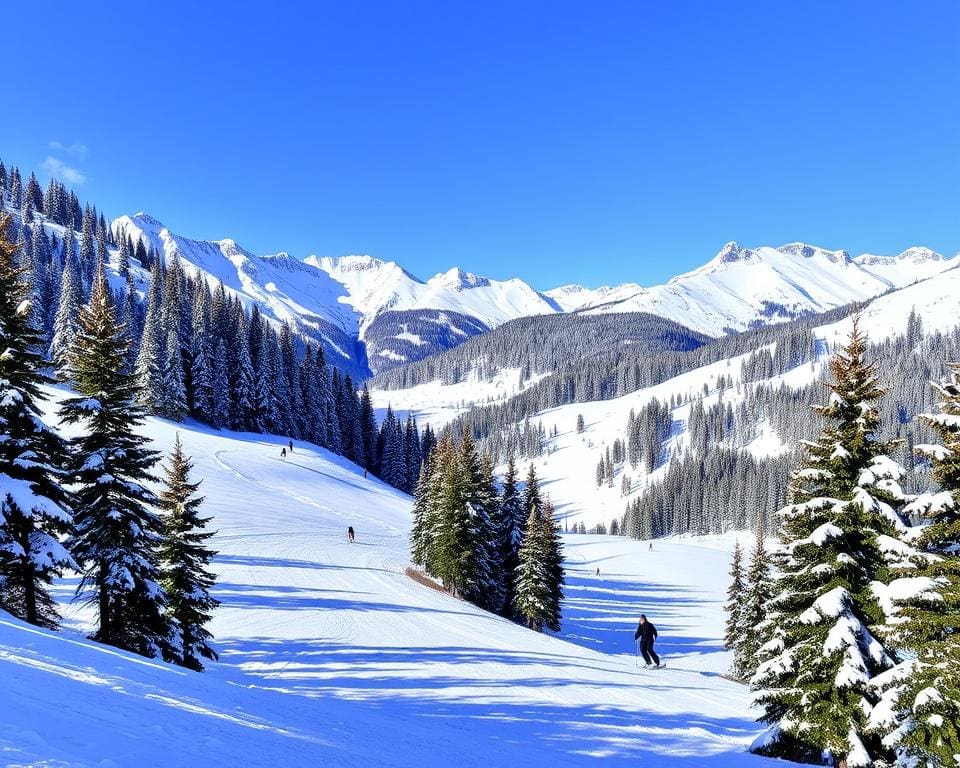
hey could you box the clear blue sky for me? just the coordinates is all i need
[3,2,958,288]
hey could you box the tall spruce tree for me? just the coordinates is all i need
[49,253,82,378]
[871,363,960,765]
[751,319,911,767]
[498,457,525,617]
[513,493,564,633]
[60,263,170,658]
[0,214,75,628]
[724,539,746,673]
[738,525,773,680]
[158,434,219,672]
[430,436,478,598]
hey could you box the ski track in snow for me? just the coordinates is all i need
[0,392,774,767]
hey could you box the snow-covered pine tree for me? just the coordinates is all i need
[60,262,170,659]
[228,304,256,431]
[738,525,773,680]
[158,434,219,671]
[430,436,478,598]
[189,287,214,421]
[209,339,232,429]
[159,327,187,421]
[279,323,303,439]
[410,455,436,568]
[524,462,542,520]
[871,362,960,766]
[359,384,378,472]
[514,499,550,632]
[724,539,745,671]
[499,457,524,617]
[459,436,499,611]
[403,415,422,495]
[0,214,75,628]
[539,497,565,632]
[134,259,164,412]
[751,318,911,767]
[49,252,82,379]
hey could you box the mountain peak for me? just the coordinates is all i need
[431,267,491,291]
[897,246,944,263]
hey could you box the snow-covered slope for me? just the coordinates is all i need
[1,392,769,767]
[550,242,959,336]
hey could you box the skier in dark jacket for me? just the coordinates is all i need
[634,614,661,667]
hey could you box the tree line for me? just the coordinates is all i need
[411,444,564,633]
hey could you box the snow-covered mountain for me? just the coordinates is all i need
[113,212,958,376]
[549,241,959,336]
[112,214,561,375]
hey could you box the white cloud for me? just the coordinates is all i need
[41,156,87,185]
[48,141,88,158]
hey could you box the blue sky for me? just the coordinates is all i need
[3,2,958,287]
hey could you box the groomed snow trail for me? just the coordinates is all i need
[2,405,771,767]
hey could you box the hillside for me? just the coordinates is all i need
[2,390,768,767]
[374,262,960,531]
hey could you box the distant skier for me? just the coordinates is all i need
[347,526,355,543]
[648,542,653,551]
[596,567,600,577]
[288,439,294,453]
[634,614,661,668]
[281,447,287,460]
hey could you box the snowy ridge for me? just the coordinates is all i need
[551,241,959,336]
[113,211,956,378]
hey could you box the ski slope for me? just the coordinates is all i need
[1,396,769,767]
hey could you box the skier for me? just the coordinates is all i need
[649,542,653,551]
[288,439,294,453]
[347,526,355,543]
[634,614,661,668]
[596,567,600,577]
[281,447,287,460]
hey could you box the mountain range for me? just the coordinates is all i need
[111,212,958,377]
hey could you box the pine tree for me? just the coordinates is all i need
[158,434,219,671]
[410,456,436,568]
[0,214,75,628]
[751,319,911,766]
[737,525,773,679]
[724,540,745,668]
[460,439,500,611]
[539,497,565,632]
[134,259,164,412]
[159,327,188,421]
[871,363,960,765]
[524,462,542,519]
[499,457,524,617]
[429,437,477,598]
[209,339,232,429]
[359,384,378,471]
[60,263,170,658]
[49,253,82,378]
[514,502,563,632]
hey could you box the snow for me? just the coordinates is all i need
[0,386,774,767]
